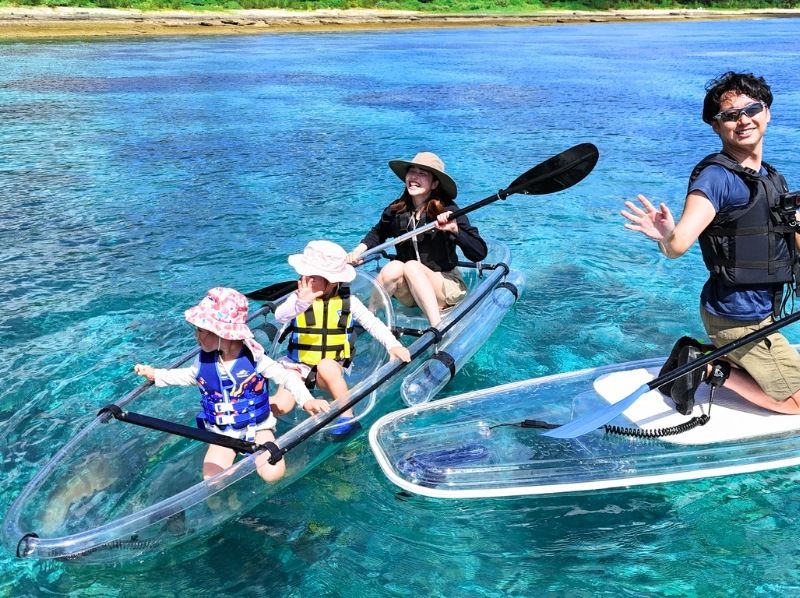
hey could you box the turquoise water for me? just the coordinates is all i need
[3,17,800,596]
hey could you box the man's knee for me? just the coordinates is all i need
[784,390,800,413]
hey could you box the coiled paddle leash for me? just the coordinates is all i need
[511,415,710,439]
[515,361,732,439]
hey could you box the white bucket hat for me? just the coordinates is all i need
[288,240,356,283]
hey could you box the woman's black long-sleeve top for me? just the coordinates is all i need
[359,200,488,272]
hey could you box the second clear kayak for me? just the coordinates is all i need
[369,353,800,499]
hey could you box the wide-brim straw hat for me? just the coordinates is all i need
[288,240,356,284]
[184,287,254,341]
[388,151,458,200]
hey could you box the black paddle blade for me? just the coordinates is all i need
[245,279,297,301]
[506,143,599,197]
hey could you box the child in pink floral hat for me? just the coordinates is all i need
[134,287,314,483]
[274,240,411,440]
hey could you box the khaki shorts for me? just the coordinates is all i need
[700,307,800,401]
[441,268,468,307]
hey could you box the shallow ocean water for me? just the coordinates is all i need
[3,17,800,596]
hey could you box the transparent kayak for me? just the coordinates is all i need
[369,353,800,499]
[2,241,523,562]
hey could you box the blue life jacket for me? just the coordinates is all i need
[195,348,271,434]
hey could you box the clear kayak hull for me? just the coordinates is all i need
[369,354,800,499]
[3,241,519,562]
[400,270,526,406]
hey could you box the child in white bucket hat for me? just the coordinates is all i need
[275,240,411,439]
[134,287,314,483]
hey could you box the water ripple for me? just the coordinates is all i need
[4,20,800,597]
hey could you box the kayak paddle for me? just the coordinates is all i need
[361,142,599,259]
[244,279,297,301]
[543,309,800,439]
[246,143,598,300]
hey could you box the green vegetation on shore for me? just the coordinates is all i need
[2,0,798,14]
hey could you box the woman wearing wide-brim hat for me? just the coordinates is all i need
[347,152,487,326]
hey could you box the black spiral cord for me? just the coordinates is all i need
[603,365,729,438]
[510,394,715,439]
[503,413,711,438]
[602,414,710,438]
[505,364,732,439]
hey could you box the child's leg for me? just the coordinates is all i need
[202,445,237,479]
[270,370,304,415]
[254,429,286,482]
[315,359,353,417]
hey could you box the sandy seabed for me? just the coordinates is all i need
[0,5,799,39]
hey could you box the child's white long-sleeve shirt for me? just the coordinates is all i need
[153,351,315,408]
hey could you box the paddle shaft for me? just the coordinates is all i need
[99,405,256,454]
[544,309,800,439]
[360,143,598,260]
[245,254,386,301]
[262,261,512,462]
[648,309,800,391]
[360,192,503,259]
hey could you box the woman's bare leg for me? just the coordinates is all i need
[377,261,414,304]
[401,261,445,326]
[378,259,446,326]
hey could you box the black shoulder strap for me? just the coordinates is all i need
[337,285,351,329]
[761,159,789,195]
[690,152,760,185]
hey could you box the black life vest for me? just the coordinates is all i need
[690,152,796,287]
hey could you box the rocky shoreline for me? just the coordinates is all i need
[1,6,799,39]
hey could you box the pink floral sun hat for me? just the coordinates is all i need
[288,240,356,283]
[184,287,264,359]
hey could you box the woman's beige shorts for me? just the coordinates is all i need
[441,268,468,306]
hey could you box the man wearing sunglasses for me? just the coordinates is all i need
[622,71,800,416]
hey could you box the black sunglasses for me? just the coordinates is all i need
[713,101,766,123]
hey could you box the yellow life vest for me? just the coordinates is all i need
[287,292,354,366]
